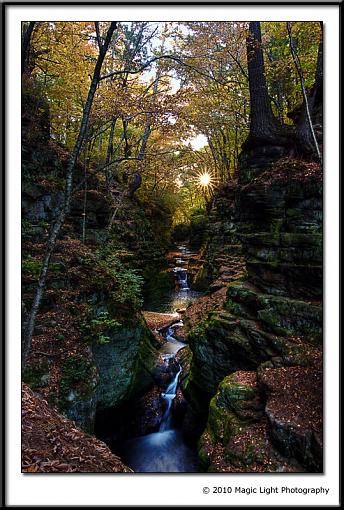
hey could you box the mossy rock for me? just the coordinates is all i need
[23,361,50,391]
[217,377,256,407]
[207,396,240,445]
[227,282,258,307]
[92,315,160,410]
[256,294,322,341]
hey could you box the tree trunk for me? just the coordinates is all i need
[22,22,36,76]
[243,21,291,150]
[22,22,118,368]
[105,116,117,190]
[245,22,279,141]
[127,71,160,198]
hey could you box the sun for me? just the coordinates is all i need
[195,171,215,190]
[199,172,211,187]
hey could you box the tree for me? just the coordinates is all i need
[170,22,250,179]
[243,21,291,150]
[22,22,118,367]
[22,22,36,76]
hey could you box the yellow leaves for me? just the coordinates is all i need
[31,22,97,142]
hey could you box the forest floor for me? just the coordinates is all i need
[22,384,132,473]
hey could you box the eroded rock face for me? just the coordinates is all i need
[193,182,246,291]
[237,161,322,299]
[92,317,160,411]
[186,305,321,400]
[185,159,323,472]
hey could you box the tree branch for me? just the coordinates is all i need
[95,22,102,50]
[100,54,234,85]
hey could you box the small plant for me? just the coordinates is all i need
[80,310,121,345]
[113,270,144,309]
[38,219,49,229]
[225,299,243,316]
[22,256,43,278]
[81,248,144,310]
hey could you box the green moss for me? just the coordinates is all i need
[58,355,97,411]
[207,396,240,445]
[218,379,256,405]
[257,308,289,335]
[91,316,159,410]
[227,282,258,305]
[256,294,322,340]
[197,441,211,471]
[193,266,212,291]
[225,299,242,316]
[187,318,210,344]
[270,218,284,236]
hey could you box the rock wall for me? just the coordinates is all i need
[193,182,246,292]
[22,91,165,432]
[185,158,323,472]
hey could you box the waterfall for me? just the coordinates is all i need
[159,365,182,432]
[173,267,190,290]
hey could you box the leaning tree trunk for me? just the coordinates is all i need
[22,22,118,367]
[127,71,160,198]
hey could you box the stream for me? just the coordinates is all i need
[116,245,200,472]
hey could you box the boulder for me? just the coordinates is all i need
[198,371,306,473]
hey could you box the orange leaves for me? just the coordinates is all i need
[22,384,133,472]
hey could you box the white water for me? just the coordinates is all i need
[159,365,182,432]
[173,267,190,290]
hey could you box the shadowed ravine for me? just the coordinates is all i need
[113,245,200,472]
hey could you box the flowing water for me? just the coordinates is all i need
[143,245,201,313]
[117,245,200,472]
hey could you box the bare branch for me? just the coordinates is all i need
[95,22,102,50]
[99,54,238,86]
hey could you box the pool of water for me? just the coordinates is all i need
[116,429,199,473]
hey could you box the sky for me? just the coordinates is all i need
[138,22,208,152]
[189,133,207,150]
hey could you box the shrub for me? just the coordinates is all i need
[80,309,121,345]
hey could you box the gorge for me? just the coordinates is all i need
[21,20,323,475]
